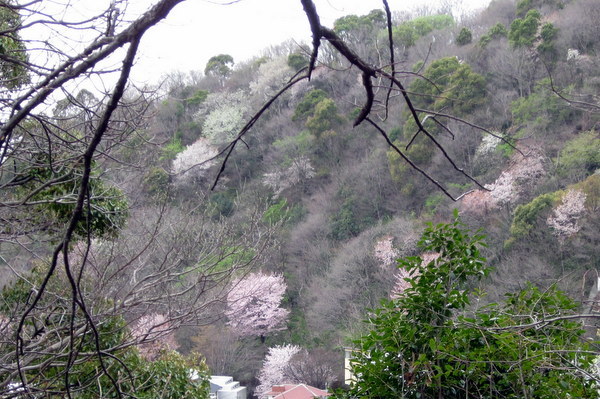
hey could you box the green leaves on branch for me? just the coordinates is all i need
[344,216,598,399]
[509,9,541,47]
[393,15,455,49]
[0,1,29,89]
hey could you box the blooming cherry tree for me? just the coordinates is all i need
[199,90,249,144]
[249,57,293,100]
[255,344,301,398]
[263,156,316,198]
[225,272,290,338]
[373,236,399,268]
[462,149,546,212]
[172,137,218,183]
[546,189,587,242]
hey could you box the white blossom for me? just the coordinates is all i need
[225,272,290,338]
[249,57,293,100]
[373,236,399,268]
[567,48,580,61]
[476,134,502,156]
[198,90,249,144]
[546,189,586,242]
[255,344,301,398]
[262,156,315,198]
[172,137,218,182]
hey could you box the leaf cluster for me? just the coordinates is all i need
[343,218,598,398]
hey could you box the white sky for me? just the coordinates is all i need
[20,0,492,90]
[127,0,491,85]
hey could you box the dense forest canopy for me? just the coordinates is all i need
[0,0,599,397]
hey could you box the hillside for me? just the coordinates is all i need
[0,0,599,397]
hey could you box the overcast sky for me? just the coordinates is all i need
[126,0,491,85]
[22,0,491,90]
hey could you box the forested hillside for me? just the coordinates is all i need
[0,0,598,397]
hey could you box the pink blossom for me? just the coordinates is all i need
[390,252,438,299]
[461,148,545,212]
[225,272,290,338]
[373,236,399,268]
[546,189,586,242]
[255,344,301,398]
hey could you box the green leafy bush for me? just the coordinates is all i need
[293,89,329,122]
[160,136,185,161]
[342,217,598,399]
[508,192,557,241]
[510,80,580,131]
[455,27,472,45]
[509,9,541,47]
[558,131,600,176]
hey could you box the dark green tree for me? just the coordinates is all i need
[456,27,472,46]
[509,9,541,47]
[204,54,234,80]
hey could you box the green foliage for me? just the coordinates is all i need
[455,27,472,46]
[185,89,209,107]
[22,164,129,239]
[0,2,29,89]
[423,193,445,216]
[489,22,508,38]
[517,0,564,16]
[143,167,170,198]
[287,52,309,72]
[509,9,541,47]
[576,174,600,210]
[538,23,559,60]
[558,130,600,176]
[209,190,236,218]
[204,54,234,78]
[2,268,210,397]
[334,9,386,38]
[160,136,185,161]
[479,23,508,47]
[330,197,361,241]
[508,192,557,241]
[540,22,558,42]
[305,98,343,137]
[510,80,580,130]
[409,57,486,114]
[293,89,329,121]
[343,218,598,399]
[263,198,304,225]
[393,15,455,49]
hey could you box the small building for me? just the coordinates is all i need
[264,384,330,399]
[344,347,357,385]
[209,376,247,399]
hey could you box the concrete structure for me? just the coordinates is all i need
[209,376,247,399]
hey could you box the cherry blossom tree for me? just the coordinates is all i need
[255,344,301,398]
[461,148,546,212]
[546,189,587,242]
[225,272,290,339]
[373,236,399,268]
[171,137,219,184]
[390,252,438,299]
[198,90,250,145]
[262,156,316,198]
[250,57,294,101]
